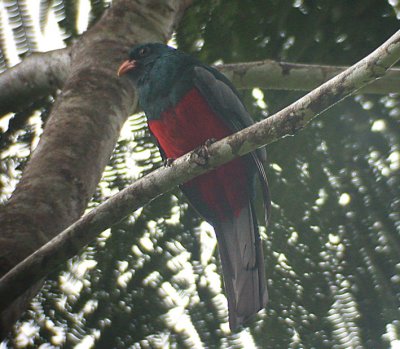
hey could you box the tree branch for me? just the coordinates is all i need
[220,60,400,94]
[0,48,71,116]
[2,49,399,120]
[1,30,399,315]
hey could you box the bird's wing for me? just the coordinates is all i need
[193,65,271,222]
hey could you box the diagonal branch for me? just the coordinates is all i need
[1,30,399,314]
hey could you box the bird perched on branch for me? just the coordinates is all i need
[118,43,270,330]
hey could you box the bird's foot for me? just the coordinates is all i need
[164,158,175,167]
[191,138,216,166]
[204,138,217,147]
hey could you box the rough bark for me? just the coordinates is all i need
[1,30,399,319]
[0,0,191,339]
[0,48,71,116]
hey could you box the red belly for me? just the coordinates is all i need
[148,88,248,220]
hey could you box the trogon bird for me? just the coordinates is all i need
[118,43,271,330]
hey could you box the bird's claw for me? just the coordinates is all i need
[164,158,175,167]
[191,138,216,166]
[204,138,216,147]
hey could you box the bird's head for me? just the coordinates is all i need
[117,43,176,82]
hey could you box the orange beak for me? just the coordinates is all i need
[117,60,137,76]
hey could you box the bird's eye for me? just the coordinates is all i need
[138,47,149,57]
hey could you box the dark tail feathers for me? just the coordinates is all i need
[215,203,268,330]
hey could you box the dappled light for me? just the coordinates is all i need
[0,0,400,348]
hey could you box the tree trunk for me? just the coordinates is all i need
[0,0,190,339]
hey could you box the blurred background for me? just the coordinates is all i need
[0,0,400,348]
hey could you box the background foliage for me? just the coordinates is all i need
[1,0,400,348]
